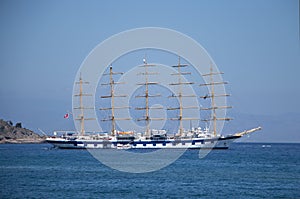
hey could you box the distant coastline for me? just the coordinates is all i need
[0,119,45,144]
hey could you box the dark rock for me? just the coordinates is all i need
[15,122,22,128]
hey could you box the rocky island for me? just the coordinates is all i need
[0,119,46,144]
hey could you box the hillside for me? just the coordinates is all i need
[0,119,45,143]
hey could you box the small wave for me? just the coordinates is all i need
[262,145,271,148]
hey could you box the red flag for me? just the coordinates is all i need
[64,113,69,119]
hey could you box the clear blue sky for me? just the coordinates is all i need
[0,0,299,142]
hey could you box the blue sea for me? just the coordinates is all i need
[0,143,299,198]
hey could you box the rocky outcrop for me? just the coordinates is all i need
[0,119,45,143]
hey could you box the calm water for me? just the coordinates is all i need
[0,143,299,198]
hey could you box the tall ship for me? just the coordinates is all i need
[46,57,261,149]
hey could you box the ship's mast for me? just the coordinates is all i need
[200,63,231,136]
[100,65,129,136]
[168,56,198,136]
[136,57,163,137]
[74,74,95,136]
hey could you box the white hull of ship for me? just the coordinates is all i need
[46,136,239,150]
